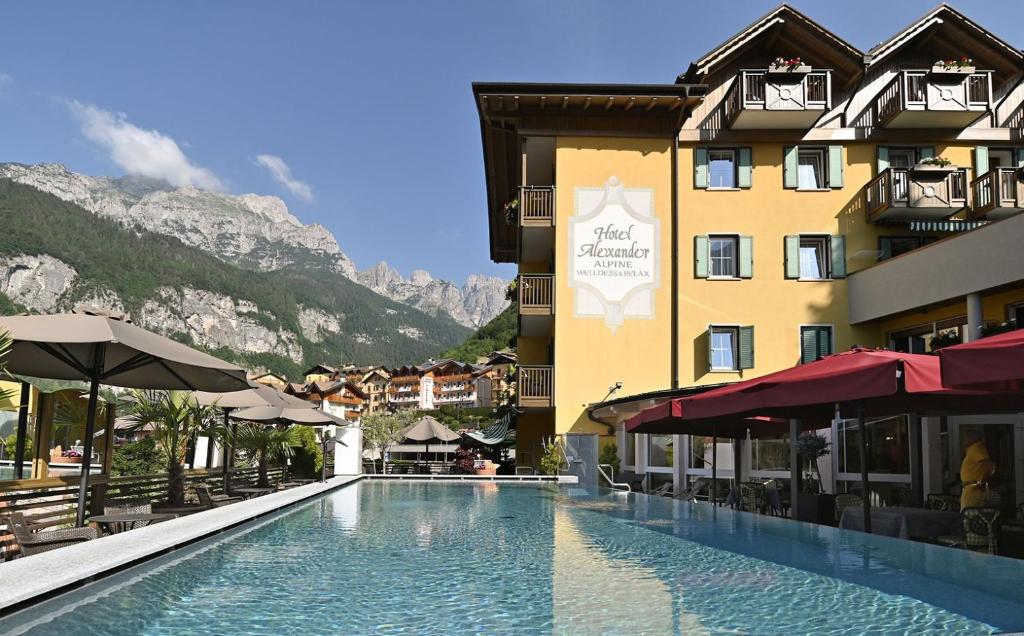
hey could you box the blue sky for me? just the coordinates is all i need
[0,1,1019,283]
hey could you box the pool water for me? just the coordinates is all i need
[3,481,1024,635]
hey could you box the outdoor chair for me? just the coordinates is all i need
[196,486,243,509]
[925,494,959,512]
[834,494,863,523]
[2,513,97,558]
[650,482,673,497]
[939,507,1002,554]
[740,482,766,514]
[674,477,709,502]
[102,499,159,533]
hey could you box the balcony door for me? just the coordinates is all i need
[888,149,916,202]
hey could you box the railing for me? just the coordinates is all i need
[970,167,1024,217]
[866,167,968,221]
[873,70,991,127]
[519,186,555,226]
[518,274,554,315]
[517,365,554,408]
[598,464,631,492]
[723,69,831,126]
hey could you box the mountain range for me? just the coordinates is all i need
[0,163,510,375]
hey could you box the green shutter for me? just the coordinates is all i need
[974,146,989,176]
[694,235,709,278]
[738,147,752,188]
[800,327,818,364]
[738,236,753,279]
[783,146,798,188]
[694,148,708,188]
[819,326,834,357]
[830,235,846,278]
[827,145,843,188]
[738,326,755,369]
[877,146,889,174]
[1016,148,1024,168]
[706,326,714,371]
[919,146,935,162]
[784,235,800,279]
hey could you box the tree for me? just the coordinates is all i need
[122,390,215,506]
[111,436,164,476]
[229,423,297,487]
[361,410,415,473]
[289,425,323,479]
[3,433,30,462]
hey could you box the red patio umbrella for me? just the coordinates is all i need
[939,329,1024,391]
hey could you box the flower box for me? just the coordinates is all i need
[931,64,976,75]
[768,64,811,74]
[50,455,84,464]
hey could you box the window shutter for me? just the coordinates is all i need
[830,235,846,278]
[1016,148,1024,168]
[918,146,935,162]
[819,326,834,357]
[706,326,714,371]
[738,326,755,369]
[738,236,753,279]
[694,235,709,278]
[784,235,800,279]
[879,237,893,261]
[974,146,989,176]
[800,328,818,364]
[738,147,752,188]
[827,145,844,188]
[877,146,889,174]
[783,146,798,188]
[694,148,708,188]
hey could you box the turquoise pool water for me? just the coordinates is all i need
[3,481,1024,634]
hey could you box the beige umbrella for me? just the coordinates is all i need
[0,313,249,526]
[230,405,349,482]
[402,415,460,462]
[194,384,317,491]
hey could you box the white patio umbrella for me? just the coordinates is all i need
[0,313,249,526]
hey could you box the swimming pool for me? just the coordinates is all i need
[2,481,1023,634]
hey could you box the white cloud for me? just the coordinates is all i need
[0,73,12,90]
[256,154,313,202]
[68,100,224,190]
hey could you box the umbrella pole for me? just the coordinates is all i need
[711,429,718,506]
[321,432,327,483]
[13,381,30,480]
[856,403,871,533]
[222,408,233,494]
[75,345,104,527]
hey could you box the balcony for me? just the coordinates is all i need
[518,186,555,262]
[873,69,991,129]
[968,168,1024,220]
[723,68,831,129]
[516,365,553,409]
[518,274,554,337]
[866,166,968,223]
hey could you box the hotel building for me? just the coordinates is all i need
[474,5,1024,506]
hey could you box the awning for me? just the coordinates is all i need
[939,328,1024,390]
[908,220,987,232]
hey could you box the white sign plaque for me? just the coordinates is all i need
[569,177,659,333]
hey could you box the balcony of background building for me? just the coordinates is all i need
[866,165,968,223]
[723,67,831,129]
[518,185,555,263]
[969,168,1024,220]
[516,365,553,409]
[872,69,991,129]
[517,274,554,337]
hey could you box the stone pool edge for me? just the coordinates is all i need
[0,475,363,613]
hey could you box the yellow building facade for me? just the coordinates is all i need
[476,5,1024,504]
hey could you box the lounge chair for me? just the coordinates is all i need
[196,486,243,509]
[650,482,673,497]
[674,477,710,501]
[2,513,97,557]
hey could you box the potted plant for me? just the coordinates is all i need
[932,56,975,74]
[503,199,519,225]
[795,433,835,525]
[505,279,518,302]
[929,329,963,352]
[913,156,954,171]
[768,56,811,74]
[980,320,1017,338]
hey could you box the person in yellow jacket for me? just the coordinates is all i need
[960,430,996,509]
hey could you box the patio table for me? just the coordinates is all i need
[89,512,178,535]
[234,487,276,500]
[839,505,960,540]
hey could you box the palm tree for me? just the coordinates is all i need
[123,390,214,506]
[229,423,297,487]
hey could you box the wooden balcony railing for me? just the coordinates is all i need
[518,274,554,316]
[723,69,831,128]
[873,70,991,128]
[969,167,1024,219]
[866,167,968,223]
[519,186,555,227]
[517,365,553,409]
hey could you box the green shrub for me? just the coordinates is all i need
[111,437,165,477]
[539,440,564,476]
[289,426,323,479]
[599,442,620,477]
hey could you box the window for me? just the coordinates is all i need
[710,326,738,370]
[838,416,909,475]
[797,148,825,189]
[878,236,937,261]
[752,437,790,471]
[623,432,636,468]
[708,149,736,189]
[648,434,673,469]
[690,435,712,469]
[1009,302,1024,327]
[709,235,737,278]
[800,325,833,364]
[799,236,829,279]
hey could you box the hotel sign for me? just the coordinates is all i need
[569,177,659,333]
